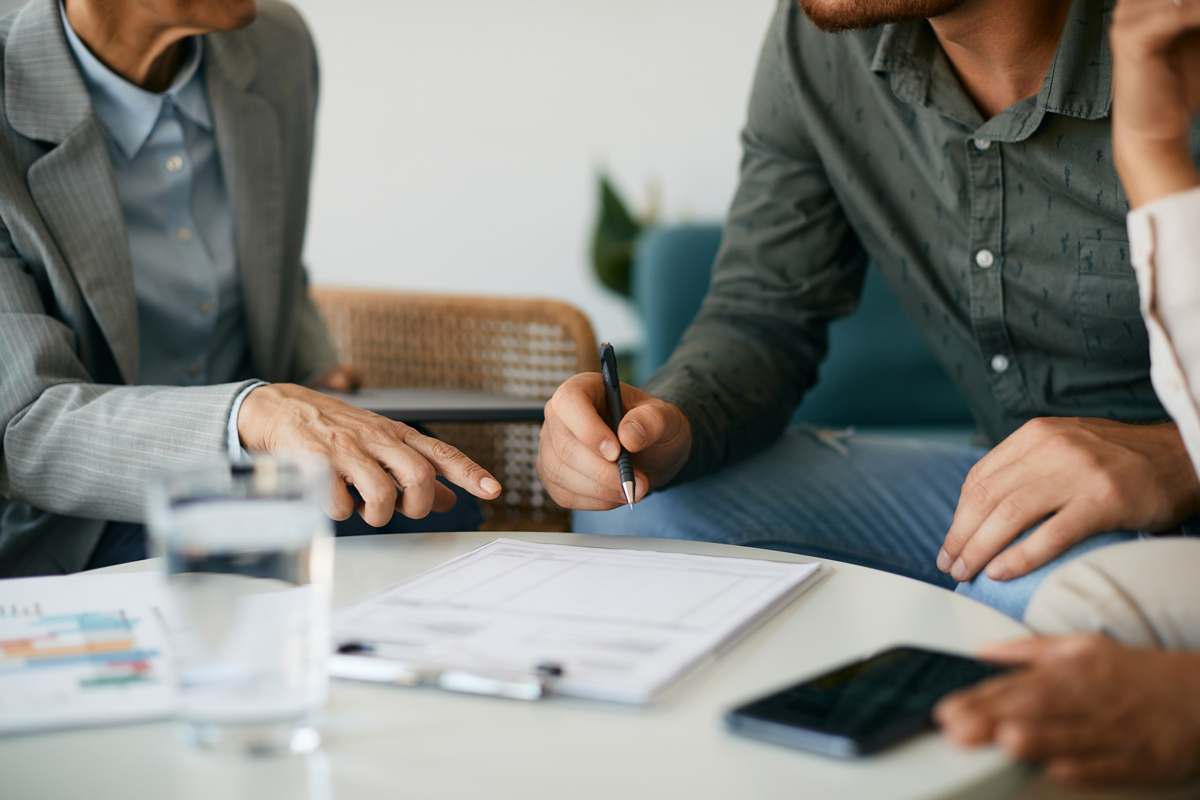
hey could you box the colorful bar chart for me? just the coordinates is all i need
[0,611,160,690]
[0,572,174,734]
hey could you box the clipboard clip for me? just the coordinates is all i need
[330,641,564,702]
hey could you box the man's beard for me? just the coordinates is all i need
[799,0,971,32]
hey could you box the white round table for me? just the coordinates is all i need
[2,532,1032,800]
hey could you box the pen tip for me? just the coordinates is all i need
[622,480,635,510]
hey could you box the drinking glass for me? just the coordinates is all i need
[147,455,334,755]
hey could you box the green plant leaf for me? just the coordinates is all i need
[591,173,642,297]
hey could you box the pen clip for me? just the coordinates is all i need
[437,661,563,701]
[331,641,563,701]
[437,668,545,701]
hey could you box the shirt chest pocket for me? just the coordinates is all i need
[1076,232,1150,368]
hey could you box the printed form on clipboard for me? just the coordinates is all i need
[330,539,830,704]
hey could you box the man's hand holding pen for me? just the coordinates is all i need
[599,343,638,509]
[538,373,692,512]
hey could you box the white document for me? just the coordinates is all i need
[0,572,175,735]
[332,539,826,704]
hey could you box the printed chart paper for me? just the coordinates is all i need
[333,539,825,703]
[0,572,174,734]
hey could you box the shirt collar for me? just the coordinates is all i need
[59,2,212,160]
[868,20,934,110]
[1041,0,1113,121]
[869,0,1112,134]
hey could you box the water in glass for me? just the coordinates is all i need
[150,457,334,755]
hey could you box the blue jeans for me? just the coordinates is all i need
[572,426,1142,621]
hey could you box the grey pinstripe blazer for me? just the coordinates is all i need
[0,0,339,576]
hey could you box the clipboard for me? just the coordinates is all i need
[329,539,830,703]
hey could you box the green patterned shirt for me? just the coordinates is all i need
[645,0,1196,485]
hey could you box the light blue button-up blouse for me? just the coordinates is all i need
[61,7,259,453]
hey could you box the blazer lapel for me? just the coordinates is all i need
[6,0,139,385]
[205,32,286,380]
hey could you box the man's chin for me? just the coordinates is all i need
[225,2,258,30]
[799,0,970,33]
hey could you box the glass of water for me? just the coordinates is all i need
[147,455,335,755]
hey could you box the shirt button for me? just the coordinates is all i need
[973,138,991,150]
[177,228,192,243]
[990,354,1010,374]
[199,301,212,314]
[975,248,995,268]
[187,363,199,376]
[166,155,183,173]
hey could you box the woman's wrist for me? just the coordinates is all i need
[1114,133,1200,208]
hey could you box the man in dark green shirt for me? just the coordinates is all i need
[537,0,1200,619]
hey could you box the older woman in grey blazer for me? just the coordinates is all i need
[0,0,501,576]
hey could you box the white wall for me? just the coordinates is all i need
[288,0,774,348]
[4,0,776,350]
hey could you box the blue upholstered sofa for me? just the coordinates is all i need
[630,224,976,442]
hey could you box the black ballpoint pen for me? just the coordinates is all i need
[599,342,636,510]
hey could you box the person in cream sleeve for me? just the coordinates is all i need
[936,0,1200,788]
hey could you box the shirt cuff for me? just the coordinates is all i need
[1128,184,1200,285]
[226,381,267,462]
[1127,186,1200,473]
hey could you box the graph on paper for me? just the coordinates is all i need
[0,610,158,687]
[0,572,174,734]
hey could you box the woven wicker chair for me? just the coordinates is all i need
[311,287,599,532]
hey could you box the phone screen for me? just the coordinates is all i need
[726,646,1008,757]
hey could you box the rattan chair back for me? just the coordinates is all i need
[311,287,599,531]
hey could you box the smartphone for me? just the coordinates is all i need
[725,646,1008,758]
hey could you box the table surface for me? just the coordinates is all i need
[321,387,545,422]
[1,532,1032,800]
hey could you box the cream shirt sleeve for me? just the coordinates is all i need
[1128,186,1200,471]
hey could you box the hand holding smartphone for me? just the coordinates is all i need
[726,646,1008,758]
